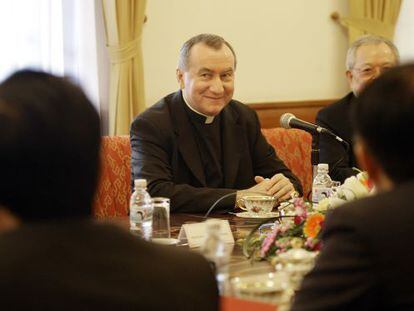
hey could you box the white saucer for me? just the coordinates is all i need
[152,238,179,246]
[235,211,279,219]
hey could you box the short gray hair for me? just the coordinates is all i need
[346,35,400,70]
[178,33,237,70]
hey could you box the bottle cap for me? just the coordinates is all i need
[134,179,147,188]
[317,163,329,171]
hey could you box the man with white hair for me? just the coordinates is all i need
[316,35,399,183]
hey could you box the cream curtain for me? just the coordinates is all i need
[102,0,147,135]
[334,0,402,43]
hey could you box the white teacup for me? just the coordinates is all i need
[238,195,277,214]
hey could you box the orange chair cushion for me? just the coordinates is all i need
[261,128,312,198]
[93,135,131,218]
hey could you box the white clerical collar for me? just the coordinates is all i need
[182,92,215,124]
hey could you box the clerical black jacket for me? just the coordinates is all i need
[130,91,302,213]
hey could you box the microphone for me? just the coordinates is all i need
[280,113,347,145]
[280,113,328,135]
[280,113,351,178]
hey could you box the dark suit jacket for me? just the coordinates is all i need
[130,91,302,213]
[316,92,359,183]
[0,221,218,311]
[291,181,414,311]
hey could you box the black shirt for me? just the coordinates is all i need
[183,102,224,188]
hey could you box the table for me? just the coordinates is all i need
[169,213,271,267]
[108,213,279,310]
[169,213,280,310]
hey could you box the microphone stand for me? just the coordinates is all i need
[311,133,320,180]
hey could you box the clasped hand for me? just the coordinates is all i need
[246,173,295,202]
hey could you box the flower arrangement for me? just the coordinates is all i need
[254,198,324,258]
[243,172,373,262]
[315,172,374,212]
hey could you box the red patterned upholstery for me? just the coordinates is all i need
[93,135,131,218]
[261,128,312,198]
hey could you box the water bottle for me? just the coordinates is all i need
[201,219,232,294]
[312,163,333,204]
[130,179,153,240]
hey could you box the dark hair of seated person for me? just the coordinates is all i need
[352,63,414,184]
[0,70,101,221]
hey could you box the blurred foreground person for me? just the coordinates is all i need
[291,64,414,310]
[0,70,218,310]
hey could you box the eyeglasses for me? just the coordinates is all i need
[352,65,393,78]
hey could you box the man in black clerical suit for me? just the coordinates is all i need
[0,71,218,310]
[131,34,302,213]
[316,35,399,183]
[292,64,414,310]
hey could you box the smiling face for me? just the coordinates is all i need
[346,42,397,96]
[176,42,235,116]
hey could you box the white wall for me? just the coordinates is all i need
[142,0,349,106]
[395,0,414,63]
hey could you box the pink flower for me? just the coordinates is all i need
[293,197,307,209]
[305,237,314,248]
[279,223,291,233]
[260,235,274,257]
[260,224,279,257]
[294,198,308,220]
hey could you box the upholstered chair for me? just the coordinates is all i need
[93,135,131,218]
[261,128,312,198]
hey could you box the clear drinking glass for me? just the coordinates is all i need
[151,197,171,238]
